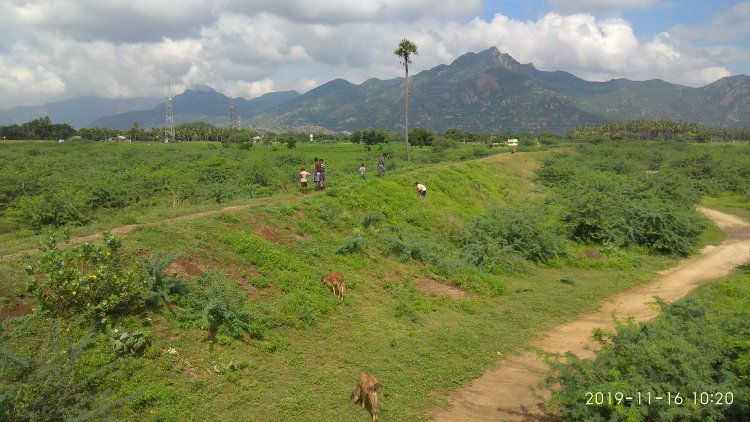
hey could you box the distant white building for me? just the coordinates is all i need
[506,138,519,146]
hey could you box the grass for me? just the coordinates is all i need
[0,141,517,256]
[702,193,750,223]
[0,141,740,421]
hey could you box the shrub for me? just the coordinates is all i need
[200,280,252,339]
[25,233,148,323]
[336,234,368,255]
[109,326,149,356]
[8,192,91,231]
[381,234,439,262]
[0,322,142,421]
[140,254,189,307]
[546,296,750,421]
[362,212,382,228]
[463,206,567,264]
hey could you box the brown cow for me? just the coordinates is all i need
[351,372,380,421]
[320,271,345,300]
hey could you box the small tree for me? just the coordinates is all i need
[409,127,434,147]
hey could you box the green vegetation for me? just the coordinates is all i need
[571,120,750,142]
[546,268,750,421]
[0,138,748,421]
[0,140,501,248]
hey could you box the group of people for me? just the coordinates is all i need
[299,157,327,194]
[298,153,427,197]
[356,153,387,181]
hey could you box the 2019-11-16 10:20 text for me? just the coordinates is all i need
[585,391,734,406]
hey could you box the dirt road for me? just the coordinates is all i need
[430,207,750,421]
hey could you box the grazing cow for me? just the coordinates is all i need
[320,271,345,300]
[351,372,380,421]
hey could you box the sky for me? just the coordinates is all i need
[1,0,749,109]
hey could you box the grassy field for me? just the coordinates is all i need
[1,139,745,421]
[0,140,503,255]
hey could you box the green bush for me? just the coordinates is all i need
[25,233,148,323]
[140,254,189,307]
[541,144,709,256]
[362,212,382,228]
[109,326,149,356]
[8,192,91,231]
[336,234,368,255]
[381,233,440,262]
[0,322,142,421]
[546,293,750,421]
[463,206,567,264]
[200,279,252,339]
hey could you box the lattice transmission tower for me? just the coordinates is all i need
[229,97,240,142]
[165,80,175,143]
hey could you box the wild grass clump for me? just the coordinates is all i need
[383,280,434,323]
[336,233,369,255]
[381,233,442,262]
[362,212,382,228]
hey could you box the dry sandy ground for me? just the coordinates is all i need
[430,207,750,421]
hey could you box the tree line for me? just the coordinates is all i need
[0,116,76,140]
[570,120,750,142]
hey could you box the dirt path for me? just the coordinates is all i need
[0,200,283,262]
[430,207,750,421]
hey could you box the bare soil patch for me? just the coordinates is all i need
[415,278,466,299]
[1,295,33,321]
[251,222,284,244]
[166,258,207,278]
[430,208,750,421]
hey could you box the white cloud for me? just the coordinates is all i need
[671,1,750,42]
[429,12,731,85]
[296,78,318,93]
[3,0,217,43]
[0,61,65,102]
[228,79,276,98]
[219,0,483,24]
[0,1,744,109]
[549,0,664,16]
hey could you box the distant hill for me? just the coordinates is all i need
[7,47,750,133]
[91,88,300,130]
[247,47,750,133]
[0,97,160,129]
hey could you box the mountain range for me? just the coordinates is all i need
[0,96,160,129]
[2,47,749,133]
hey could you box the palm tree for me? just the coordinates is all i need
[394,38,418,164]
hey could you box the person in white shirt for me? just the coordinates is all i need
[415,182,427,197]
[299,166,311,194]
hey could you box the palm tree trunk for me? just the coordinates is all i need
[404,70,411,164]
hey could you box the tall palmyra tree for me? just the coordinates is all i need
[394,38,418,164]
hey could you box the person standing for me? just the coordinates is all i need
[299,166,311,194]
[415,182,427,197]
[358,163,366,180]
[314,157,322,191]
[378,154,386,178]
[319,158,326,190]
